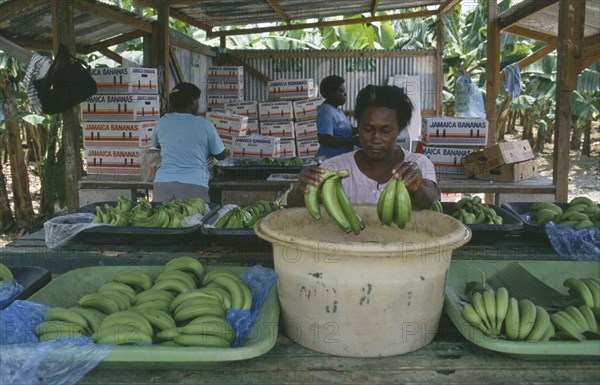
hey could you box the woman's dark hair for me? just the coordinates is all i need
[169,82,200,110]
[319,75,345,99]
[354,85,414,131]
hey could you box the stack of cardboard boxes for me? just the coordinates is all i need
[462,140,538,182]
[416,117,488,176]
[82,67,159,180]
[293,97,322,158]
[206,66,244,112]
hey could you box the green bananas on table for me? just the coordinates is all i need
[0,262,14,282]
[527,196,599,229]
[91,196,207,228]
[450,196,503,225]
[429,200,443,213]
[304,169,365,234]
[214,200,283,229]
[376,177,412,229]
[34,257,251,348]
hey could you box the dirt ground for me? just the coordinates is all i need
[1,134,598,248]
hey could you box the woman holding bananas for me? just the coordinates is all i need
[152,83,228,202]
[288,85,440,209]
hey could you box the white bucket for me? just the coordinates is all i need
[255,205,471,357]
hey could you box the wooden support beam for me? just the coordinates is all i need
[437,0,462,14]
[132,0,203,6]
[169,31,216,57]
[553,0,585,202]
[436,13,443,116]
[498,43,557,82]
[97,47,124,65]
[498,0,558,30]
[503,25,557,44]
[169,47,184,84]
[371,0,380,16]
[486,0,500,146]
[0,36,33,64]
[156,4,170,112]
[208,9,436,38]
[581,34,600,71]
[267,0,290,24]
[0,37,53,52]
[78,30,146,54]
[73,0,153,33]
[169,8,214,33]
[0,0,46,24]
[50,0,81,210]
[226,53,271,84]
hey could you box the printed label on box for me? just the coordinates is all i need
[293,98,323,121]
[85,147,142,176]
[90,67,158,94]
[294,119,318,140]
[422,117,488,146]
[207,66,244,81]
[81,94,160,121]
[83,121,155,148]
[206,112,248,137]
[231,135,281,158]
[260,121,295,139]
[268,79,314,101]
[259,101,294,121]
[416,142,479,174]
[208,95,244,111]
[225,101,258,119]
[296,139,320,158]
[279,139,297,157]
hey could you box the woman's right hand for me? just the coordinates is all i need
[297,165,325,194]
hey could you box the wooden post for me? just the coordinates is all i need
[155,4,170,114]
[484,0,500,204]
[553,0,585,202]
[436,12,443,116]
[50,0,81,210]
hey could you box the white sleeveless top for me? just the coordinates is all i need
[320,148,437,204]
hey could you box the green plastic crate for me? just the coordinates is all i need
[28,265,280,370]
[444,260,600,360]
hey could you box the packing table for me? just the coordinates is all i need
[1,228,598,384]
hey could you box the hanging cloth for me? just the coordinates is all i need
[22,54,53,115]
[502,62,522,98]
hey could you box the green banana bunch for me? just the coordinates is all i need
[450,196,503,225]
[202,268,252,311]
[550,303,600,341]
[282,157,304,167]
[429,201,443,213]
[563,277,600,308]
[376,177,412,229]
[214,200,283,229]
[461,286,555,341]
[304,169,338,221]
[554,196,599,229]
[0,263,14,282]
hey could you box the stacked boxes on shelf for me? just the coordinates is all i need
[205,111,248,157]
[258,100,295,157]
[416,117,488,175]
[82,67,159,180]
[206,66,244,112]
[224,101,259,135]
[462,140,538,182]
[293,97,322,158]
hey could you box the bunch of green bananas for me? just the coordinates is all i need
[376,177,412,229]
[462,287,555,341]
[214,200,283,229]
[92,196,207,228]
[253,157,303,167]
[550,305,599,341]
[34,257,252,348]
[429,200,443,213]
[528,196,600,229]
[304,169,365,234]
[0,263,14,282]
[450,196,503,225]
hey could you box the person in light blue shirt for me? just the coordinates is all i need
[152,82,227,202]
[316,75,360,158]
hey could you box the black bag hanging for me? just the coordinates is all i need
[33,44,97,115]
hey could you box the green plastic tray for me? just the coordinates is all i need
[444,260,600,360]
[28,265,280,370]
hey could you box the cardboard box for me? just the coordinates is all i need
[258,101,294,122]
[246,119,259,136]
[396,128,419,152]
[462,140,534,176]
[231,135,280,158]
[260,121,295,139]
[90,67,158,94]
[415,142,479,175]
[206,112,248,137]
[207,66,244,81]
[268,79,314,101]
[83,121,155,148]
[81,94,160,121]
[293,97,323,121]
[208,95,244,111]
[294,119,318,140]
[85,147,142,176]
[422,117,488,146]
[474,159,539,182]
[296,138,320,158]
[279,139,297,157]
[206,80,244,98]
[225,101,258,119]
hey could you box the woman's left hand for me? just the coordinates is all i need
[392,161,423,192]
